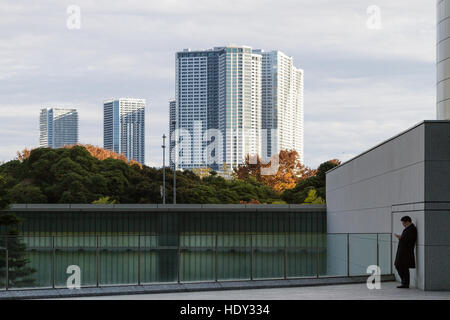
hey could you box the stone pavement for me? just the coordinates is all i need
[63,282,450,300]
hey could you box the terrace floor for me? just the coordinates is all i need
[64,282,450,300]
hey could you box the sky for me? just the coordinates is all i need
[0,0,436,168]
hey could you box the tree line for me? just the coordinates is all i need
[0,145,340,207]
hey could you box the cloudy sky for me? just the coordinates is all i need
[0,0,436,168]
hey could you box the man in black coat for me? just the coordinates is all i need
[394,216,417,288]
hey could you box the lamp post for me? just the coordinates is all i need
[162,134,166,205]
[172,120,177,204]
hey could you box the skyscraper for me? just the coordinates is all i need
[39,108,78,148]
[103,98,146,164]
[174,45,262,170]
[169,99,176,169]
[255,50,304,163]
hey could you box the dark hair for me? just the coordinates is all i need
[401,216,412,223]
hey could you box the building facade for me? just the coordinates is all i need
[169,99,176,169]
[103,98,145,164]
[174,45,265,170]
[255,50,304,162]
[326,121,450,291]
[2,204,328,287]
[218,46,262,169]
[39,108,78,148]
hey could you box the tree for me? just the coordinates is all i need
[66,144,142,168]
[303,188,325,204]
[0,214,36,288]
[234,150,316,192]
[16,145,142,168]
[1,146,290,205]
[16,149,31,163]
[92,196,117,204]
[0,175,9,210]
[192,167,212,179]
[240,199,261,204]
[8,184,47,204]
[282,159,341,204]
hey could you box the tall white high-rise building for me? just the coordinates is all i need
[103,98,146,164]
[39,108,78,148]
[169,99,176,169]
[174,45,262,170]
[255,50,304,163]
[249,53,262,158]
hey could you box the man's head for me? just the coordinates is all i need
[401,216,412,228]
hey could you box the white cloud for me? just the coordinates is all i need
[0,0,437,168]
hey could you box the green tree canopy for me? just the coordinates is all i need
[281,160,340,204]
[0,146,340,205]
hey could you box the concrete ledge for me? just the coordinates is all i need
[7,204,326,213]
[0,275,395,300]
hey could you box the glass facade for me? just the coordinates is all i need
[103,99,145,164]
[0,206,392,290]
[39,108,78,148]
[174,46,261,170]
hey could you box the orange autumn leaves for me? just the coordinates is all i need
[234,150,318,192]
[17,144,142,168]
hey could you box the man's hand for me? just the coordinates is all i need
[395,234,401,240]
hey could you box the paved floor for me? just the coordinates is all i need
[63,282,450,300]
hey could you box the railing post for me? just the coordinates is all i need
[376,234,379,271]
[96,235,99,287]
[5,246,8,291]
[138,235,141,286]
[215,233,218,282]
[177,231,181,284]
[316,233,319,278]
[250,233,253,281]
[284,232,287,280]
[390,233,393,275]
[52,236,55,289]
[347,233,350,277]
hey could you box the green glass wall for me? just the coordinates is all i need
[0,206,391,290]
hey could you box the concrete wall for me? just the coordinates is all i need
[437,0,450,120]
[326,121,450,291]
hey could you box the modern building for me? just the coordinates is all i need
[103,98,146,164]
[325,1,450,291]
[39,108,78,148]
[254,50,304,162]
[169,99,176,170]
[248,53,263,159]
[218,46,262,169]
[174,45,267,170]
[326,121,450,291]
[174,48,213,170]
[437,0,450,120]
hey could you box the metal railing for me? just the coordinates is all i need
[0,233,392,291]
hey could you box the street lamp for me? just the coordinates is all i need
[162,134,166,205]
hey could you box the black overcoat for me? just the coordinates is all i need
[394,224,417,269]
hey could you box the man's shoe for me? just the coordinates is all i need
[397,285,409,288]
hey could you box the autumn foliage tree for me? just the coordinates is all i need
[17,145,142,168]
[2,146,281,204]
[234,150,316,192]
